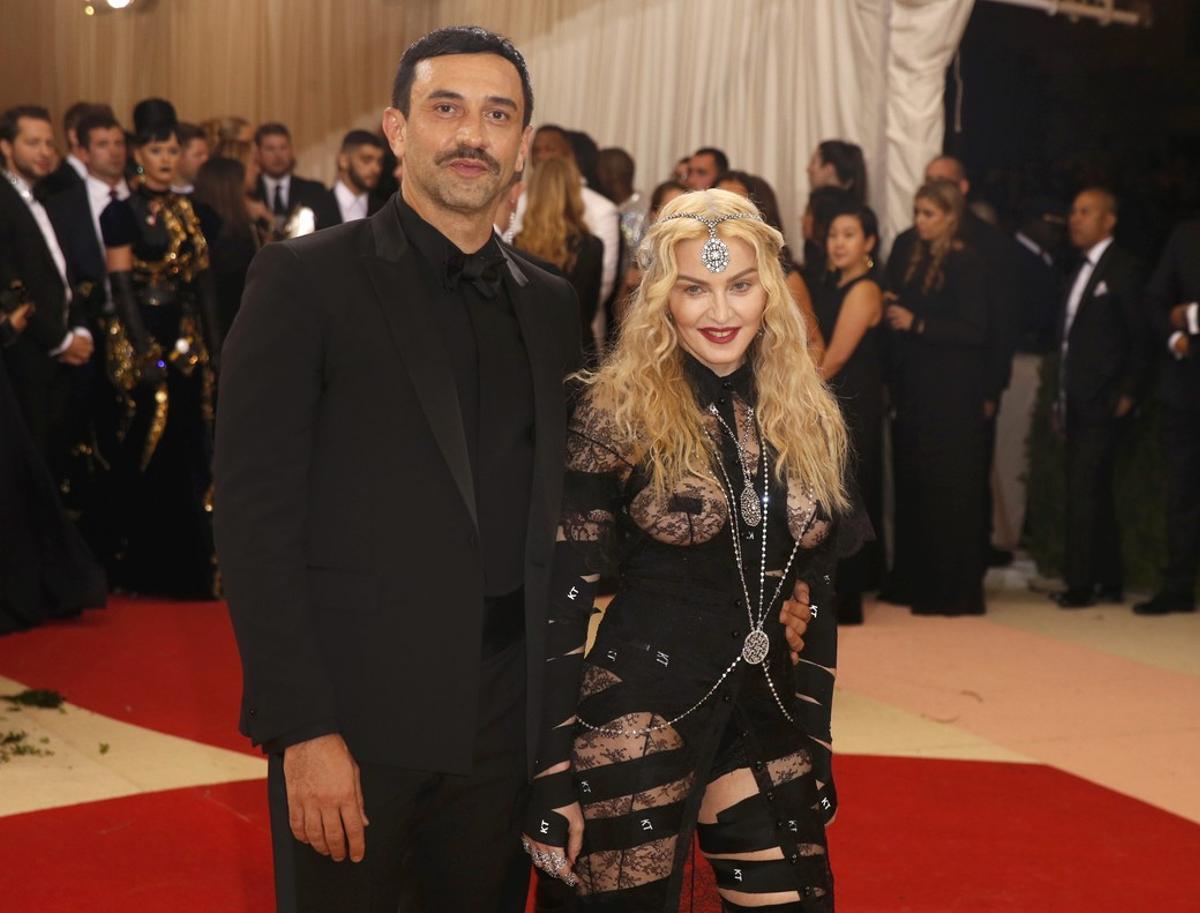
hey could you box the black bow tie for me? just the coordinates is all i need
[446,248,506,299]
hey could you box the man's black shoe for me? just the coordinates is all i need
[1051,588,1096,609]
[1094,585,1125,604]
[1132,594,1197,616]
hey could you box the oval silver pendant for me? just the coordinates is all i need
[739,487,762,527]
[700,236,730,273]
[742,629,770,665]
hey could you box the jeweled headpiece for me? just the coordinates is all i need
[658,211,764,273]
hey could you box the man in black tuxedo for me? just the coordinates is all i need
[1052,188,1146,609]
[253,122,340,233]
[1134,220,1200,615]
[36,101,108,201]
[215,27,581,913]
[0,106,94,475]
[328,130,387,225]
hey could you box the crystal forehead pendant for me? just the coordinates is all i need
[700,223,730,274]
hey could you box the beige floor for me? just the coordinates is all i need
[1,590,1197,824]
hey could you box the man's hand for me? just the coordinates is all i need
[7,303,31,334]
[283,733,369,863]
[1169,303,1190,330]
[780,580,813,665]
[1114,395,1135,419]
[1172,334,1191,359]
[57,331,94,366]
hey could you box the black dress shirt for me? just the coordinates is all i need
[396,197,535,597]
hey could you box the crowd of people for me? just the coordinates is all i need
[1,87,1197,637]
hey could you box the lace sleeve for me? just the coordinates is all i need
[526,394,635,845]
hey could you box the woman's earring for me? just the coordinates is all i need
[865,255,875,271]
[756,326,766,338]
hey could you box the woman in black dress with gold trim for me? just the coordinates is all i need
[98,113,221,598]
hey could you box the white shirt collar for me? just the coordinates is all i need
[66,153,88,180]
[86,173,129,200]
[4,169,35,203]
[1084,235,1114,266]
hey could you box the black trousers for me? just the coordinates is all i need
[1063,416,1123,591]
[268,640,531,913]
[1162,405,1200,599]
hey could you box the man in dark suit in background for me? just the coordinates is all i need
[1135,219,1200,615]
[215,26,580,913]
[252,122,339,232]
[328,129,387,225]
[1052,188,1146,609]
[36,101,108,201]
[0,105,93,477]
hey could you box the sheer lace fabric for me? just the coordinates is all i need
[534,358,868,911]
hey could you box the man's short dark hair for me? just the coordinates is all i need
[341,129,386,153]
[694,147,730,173]
[64,101,111,137]
[392,26,534,128]
[176,122,206,146]
[76,109,122,150]
[0,105,51,144]
[254,122,291,146]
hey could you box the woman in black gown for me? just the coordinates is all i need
[97,114,222,598]
[814,205,885,625]
[522,190,868,911]
[884,181,989,616]
[0,302,105,633]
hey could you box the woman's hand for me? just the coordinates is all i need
[885,304,915,332]
[522,800,585,886]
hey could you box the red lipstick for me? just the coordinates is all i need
[699,327,740,345]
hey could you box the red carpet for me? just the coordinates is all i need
[2,597,1199,911]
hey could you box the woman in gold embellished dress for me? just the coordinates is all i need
[97,114,221,598]
[523,190,869,912]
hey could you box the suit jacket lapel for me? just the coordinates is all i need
[501,247,563,553]
[363,201,478,530]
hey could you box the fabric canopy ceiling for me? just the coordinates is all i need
[1,0,974,254]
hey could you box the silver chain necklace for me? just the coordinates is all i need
[708,403,762,527]
[575,406,815,738]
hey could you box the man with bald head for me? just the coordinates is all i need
[1051,187,1146,609]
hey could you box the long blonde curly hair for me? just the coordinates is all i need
[579,189,850,513]
[515,157,588,272]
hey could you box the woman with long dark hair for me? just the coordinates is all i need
[98,110,222,598]
[522,190,868,910]
[193,156,268,342]
[884,180,989,616]
[815,204,885,624]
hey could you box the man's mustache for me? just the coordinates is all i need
[435,146,500,173]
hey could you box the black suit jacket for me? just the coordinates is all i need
[1144,219,1200,411]
[36,159,84,202]
[889,214,1021,401]
[45,181,107,319]
[254,173,341,231]
[214,197,581,774]
[1060,241,1147,423]
[325,187,388,227]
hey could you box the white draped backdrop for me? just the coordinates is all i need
[2,0,975,253]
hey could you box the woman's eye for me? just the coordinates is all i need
[685,285,704,295]
[732,281,752,292]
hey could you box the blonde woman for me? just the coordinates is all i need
[523,190,868,911]
[515,156,604,355]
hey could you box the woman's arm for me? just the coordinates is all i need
[819,280,882,381]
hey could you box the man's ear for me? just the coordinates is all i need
[382,107,406,160]
[514,124,533,175]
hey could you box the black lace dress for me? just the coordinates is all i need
[532,355,869,912]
